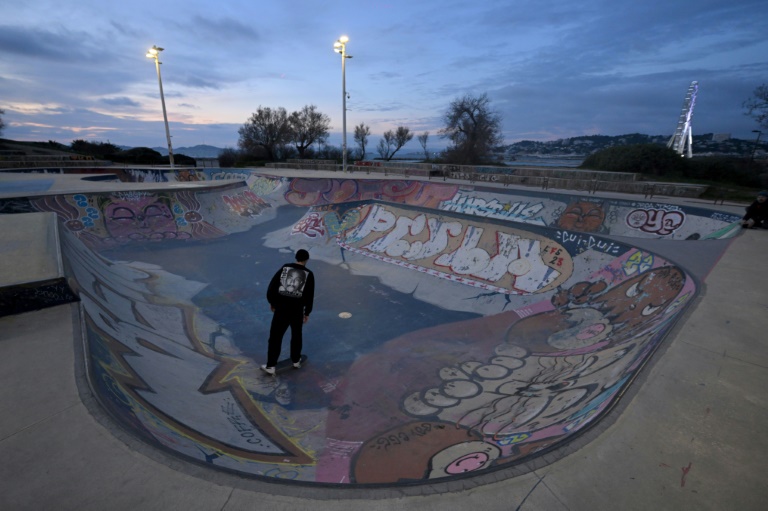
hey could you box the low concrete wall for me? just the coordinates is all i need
[265,162,708,198]
[0,212,78,316]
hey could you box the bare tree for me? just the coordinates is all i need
[418,131,429,161]
[439,93,503,164]
[377,126,414,161]
[392,127,414,159]
[377,131,395,160]
[238,106,291,161]
[289,105,330,158]
[353,123,371,160]
[744,84,768,130]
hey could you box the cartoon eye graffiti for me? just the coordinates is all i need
[625,282,640,297]
[641,304,661,316]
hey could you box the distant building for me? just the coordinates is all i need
[712,133,731,142]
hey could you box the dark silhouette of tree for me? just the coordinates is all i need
[238,106,291,161]
[69,139,120,159]
[0,109,5,137]
[744,84,768,130]
[440,93,503,164]
[377,126,413,160]
[418,131,429,161]
[354,123,370,160]
[218,148,239,167]
[288,105,330,157]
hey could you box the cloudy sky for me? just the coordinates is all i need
[1,0,766,152]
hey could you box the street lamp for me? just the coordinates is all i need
[146,45,175,168]
[333,35,352,172]
[751,130,763,163]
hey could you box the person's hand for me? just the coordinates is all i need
[270,306,275,312]
[303,315,309,324]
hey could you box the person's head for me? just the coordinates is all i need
[757,191,768,203]
[295,249,310,263]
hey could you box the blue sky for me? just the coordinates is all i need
[1,0,766,152]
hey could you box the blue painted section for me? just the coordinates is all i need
[0,179,54,193]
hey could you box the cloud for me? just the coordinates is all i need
[100,97,141,107]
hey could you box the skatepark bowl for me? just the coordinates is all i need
[0,169,743,489]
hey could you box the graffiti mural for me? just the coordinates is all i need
[10,186,270,249]
[626,208,685,236]
[222,189,270,218]
[338,203,573,294]
[556,200,606,233]
[284,178,458,209]
[439,192,547,225]
[34,176,726,486]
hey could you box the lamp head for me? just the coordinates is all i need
[146,45,164,58]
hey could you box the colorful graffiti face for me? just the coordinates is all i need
[557,201,606,232]
[103,194,176,241]
[595,265,684,333]
[507,265,684,354]
[428,441,501,478]
[352,421,492,483]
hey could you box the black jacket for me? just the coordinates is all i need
[744,199,768,222]
[267,263,315,316]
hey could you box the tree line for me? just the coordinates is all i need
[582,144,768,189]
[230,93,504,167]
[2,83,766,169]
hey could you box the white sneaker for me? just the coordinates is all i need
[260,364,275,375]
[293,360,302,369]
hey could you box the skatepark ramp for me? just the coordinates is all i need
[0,174,742,486]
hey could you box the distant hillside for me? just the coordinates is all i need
[504,133,767,157]
[151,145,224,158]
[0,139,75,156]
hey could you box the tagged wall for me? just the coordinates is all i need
[9,175,723,486]
[276,177,742,240]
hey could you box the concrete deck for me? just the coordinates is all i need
[0,170,766,510]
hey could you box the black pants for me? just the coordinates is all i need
[267,308,303,367]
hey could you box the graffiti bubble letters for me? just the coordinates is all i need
[223,190,269,217]
[342,204,572,294]
[623,250,654,276]
[626,208,685,236]
[440,193,546,225]
[292,212,326,238]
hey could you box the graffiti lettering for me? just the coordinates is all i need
[496,432,530,446]
[626,208,685,236]
[555,230,622,255]
[292,212,326,238]
[342,204,572,294]
[440,193,546,225]
[368,423,435,451]
[285,179,457,209]
[623,251,654,276]
[223,190,270,217]
[710,211,741,223]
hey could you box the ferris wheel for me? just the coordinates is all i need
[667,81,698,158]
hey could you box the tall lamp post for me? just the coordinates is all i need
[333,36,352,172]
[751,130,763,163]
[146,45,175,168]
